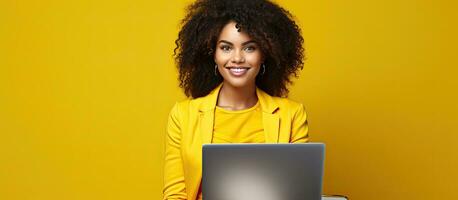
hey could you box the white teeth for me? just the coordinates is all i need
[227,67,248,75]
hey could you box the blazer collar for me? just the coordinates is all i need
[198,83,279,114]
[198,83,280,144]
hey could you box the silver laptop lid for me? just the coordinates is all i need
[202,143,325,200]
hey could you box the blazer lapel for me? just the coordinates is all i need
[198,84,222,144]
[262,112,279,143]
[257,88,280,143]
[200,111,214,144]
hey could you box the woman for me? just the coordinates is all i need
[163,0,308,199]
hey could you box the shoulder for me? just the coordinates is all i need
[268,97,307,128]
[272,97,305,115]
[168,96,212,128]
[274,96,303,109]
[258,88,304,114]
[170,96,207,115]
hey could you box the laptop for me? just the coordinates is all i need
[202,143,325,200]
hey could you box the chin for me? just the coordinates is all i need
[223,78,254,89]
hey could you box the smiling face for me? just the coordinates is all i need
[214,21,264,89]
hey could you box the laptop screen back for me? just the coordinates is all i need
[202,143,325,200]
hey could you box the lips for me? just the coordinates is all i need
[225,66,250,77]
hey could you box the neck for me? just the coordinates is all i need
[217,83,258,111]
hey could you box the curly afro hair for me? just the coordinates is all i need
[174,0,305,98]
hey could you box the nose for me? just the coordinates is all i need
[231,49,245,63]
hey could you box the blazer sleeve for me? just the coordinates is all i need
[163,102,187,200]
[290,103,310,143]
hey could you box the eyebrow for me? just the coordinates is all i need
[218,40,257,46]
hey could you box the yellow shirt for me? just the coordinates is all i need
[213,101,264,143]
[196,101,265,200]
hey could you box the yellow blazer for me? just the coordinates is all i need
[163,84,309,200]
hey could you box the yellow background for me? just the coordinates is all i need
[1,0,457,199]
